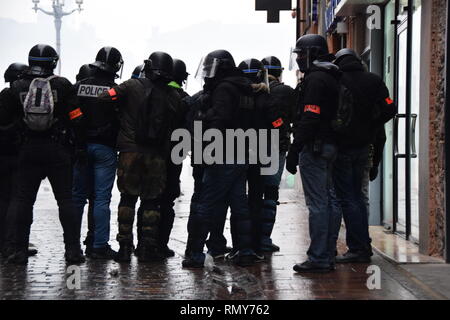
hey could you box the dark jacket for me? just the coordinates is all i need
[73,70,119,148]
[0,88,21,156]
[98,77,183,157]
[336,56,397,149]
[291,62,340,151]
[0,71,84,148]
[268,76,297,152]
[203,71,254,132]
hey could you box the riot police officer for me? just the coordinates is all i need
[98,51,183,263]
[0,44,86,264]
[286,35,341,273]
[0,62,34,258]
[183,50,256,268]
[332,48,396,263]
[76,64,95,82]
[72,47,123,259]
[156,58,190,257]
[237,58,284,261]
[131,64,145,79]
[260,56,297,253]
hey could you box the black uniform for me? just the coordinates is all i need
[268,77,297,152]
[0,87,22,255]
[333,55,396,257]
[246,83,284,255]
[146,83,189,256]
[0,71,85,260]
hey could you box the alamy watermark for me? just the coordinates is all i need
[366,265,381,290]
[171,121,280,176]
[66,265,81,290]
[367,5,382,30]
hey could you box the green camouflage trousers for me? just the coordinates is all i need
[117,152,166,200]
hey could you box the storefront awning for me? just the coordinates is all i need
[334,0,386,17]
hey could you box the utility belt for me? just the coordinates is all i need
[22,124,72,147]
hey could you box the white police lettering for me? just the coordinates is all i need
[77,84,110,98]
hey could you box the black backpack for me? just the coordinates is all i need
[331,75,377,144]
[134,79,169,147]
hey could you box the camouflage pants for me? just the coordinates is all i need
[116,152,166,247]
[117,152,167,200]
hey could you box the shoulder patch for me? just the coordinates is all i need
[78,84,110,98]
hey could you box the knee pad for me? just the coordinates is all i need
[118,206,135,225]
[264,186,279,202]
[119,194,138,208]
[141,210,160,227]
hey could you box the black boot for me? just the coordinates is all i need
[90,245,117,260]
[293,260,332,273]
[138,245,164,262]
[65,245,86,264]
[6,250,29,265]
[159,245,175,258]
[115,243,133,262]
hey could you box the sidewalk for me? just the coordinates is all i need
[0,166,445,300]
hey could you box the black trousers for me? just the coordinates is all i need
[0,155,18,252]
[247,164,264,253]
[9,139,80,251]
[158,161,183,248]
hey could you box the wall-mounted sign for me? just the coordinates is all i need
[255,0,292,23]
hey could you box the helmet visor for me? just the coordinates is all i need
[195,56,220,81]
[242,68,270,92]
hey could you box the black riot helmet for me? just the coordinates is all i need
[172,59,189,86]
[144,51,174,82]
[28,44,59,76]
[131,64,145,79]
[238,59,268,85]
[334,48,360,65]
[261,56,284,78]
[76,64,95,82]
[195,49,236,81]
[90,47,124,78]
[292,34,333,73]
[4,63,28,83]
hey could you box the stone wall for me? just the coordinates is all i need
[428,0,447,257]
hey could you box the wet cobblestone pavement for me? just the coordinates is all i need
[0,165,432,300]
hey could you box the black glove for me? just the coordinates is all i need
[286,150,299,175]
[75,148,88,166]
[369,166,379,181]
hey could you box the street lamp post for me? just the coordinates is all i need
[32,0,84,75]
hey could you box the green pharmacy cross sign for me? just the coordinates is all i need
[255,0,292,23]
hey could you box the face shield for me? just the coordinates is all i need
[290,47,310,73]
[117,59,124,79]
[289,47,298,71]
[195,56,220,81]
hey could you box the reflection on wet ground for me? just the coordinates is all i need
[0,168,424,300]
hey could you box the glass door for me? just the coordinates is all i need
[393,1,421,243]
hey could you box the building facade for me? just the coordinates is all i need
[295,0,450,261]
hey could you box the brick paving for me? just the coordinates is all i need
[0,165,431,300]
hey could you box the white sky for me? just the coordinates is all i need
[0,0,297,93]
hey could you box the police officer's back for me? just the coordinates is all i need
[98,51,184,263]
[261,56,297,153]
[0,44,85,265]
[0,63,28,258]
[72,47,123,260]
